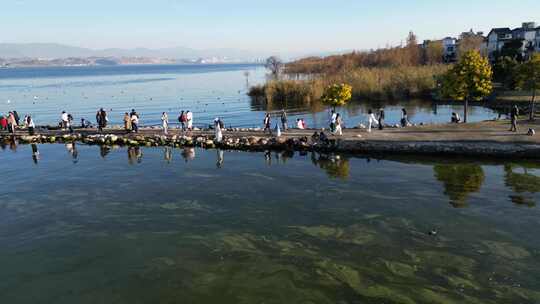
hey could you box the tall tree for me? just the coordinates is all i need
[265,56,283,79]
[440,50,493,122]
[321,83,352,110]
[516,53,540,120]
[423,40,444,65]
[457,31,484,58]
[492,56,519,89]
[405,31,421,66]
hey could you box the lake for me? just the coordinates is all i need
[0,64,499,129]
[0,144,539,303]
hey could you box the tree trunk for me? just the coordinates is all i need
[464,97,469,123]
[529,89,536,121]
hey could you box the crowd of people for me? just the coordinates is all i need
[0,111,36,135]
[0,105,528,137]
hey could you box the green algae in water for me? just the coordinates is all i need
[1,146,540,303]
[293,224,375,245]
[482,241,531,259]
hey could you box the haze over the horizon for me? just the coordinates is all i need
[3,0,540,56]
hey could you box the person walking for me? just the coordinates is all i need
[186,111,193,130]
[214,117,223,142]
[123,112,132,133]
[26,115,35,135]
[367,109,378,133]
[401,108,409,127]
[95,110,102,131]
[378,108,385,130]
[329,110,337,132]
[0,115,7,131]
[61,111,69,130]
[281,110,288,131]
[263,113,271,133]
[161,112,169,135]
[100,108,108,130]
[96,108,107,132]
[67,113,74,133]
[7,112,16,133]
[510,105,519,132]
[335,113,343,136]
[178,110,186,131]
[131,111,139,133]
[13,111,20,126]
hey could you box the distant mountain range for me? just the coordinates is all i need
[0,43,269,61]
[0,43,355,62]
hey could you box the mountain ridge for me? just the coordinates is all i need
[0,43,268,60]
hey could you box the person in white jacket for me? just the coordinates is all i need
[335,113,343,136]
[367,109,378,133]
[161,112,169,135]
[186,111,193,130]
[214,118,223,142]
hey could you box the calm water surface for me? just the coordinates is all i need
[0,65,499,128]
[0,144,539,303]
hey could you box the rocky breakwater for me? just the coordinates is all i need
[0,132,336,152]
[3,132,540,159]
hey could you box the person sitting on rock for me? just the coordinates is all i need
[296,119,304,129]
[451,112,461,123]
[319,130,329,144]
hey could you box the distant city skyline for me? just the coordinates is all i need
[2,0,540,56]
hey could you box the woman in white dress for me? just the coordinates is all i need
[186,111,193,130]
[335,113,343,136]
[214,119,223,142]
[161,112,169,135]
[367,109,378,133]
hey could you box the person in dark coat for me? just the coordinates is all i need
[378,108,385,130]
[510,105,519,132]
[13,111,20,126]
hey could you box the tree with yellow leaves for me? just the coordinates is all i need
[441,50,493,122]
[516,53,540,121]
[321,83,352,110]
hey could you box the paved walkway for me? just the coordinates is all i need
[2,119,538,144]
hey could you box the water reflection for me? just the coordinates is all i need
[100,145,112,159]
[3,146,540,303]
[433,164,485,208]
[504,164,540,207]
[13,145,540,207]
[181,147,195,162]
[311,152,350,180]
[127,146,143,164]
[65,143,78,163]
[164,146,172,164]
[31,143,40,164]
[216,149,224,168]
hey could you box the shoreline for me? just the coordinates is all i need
[2,120,540,159]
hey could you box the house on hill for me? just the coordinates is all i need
[487,27,512,59]
[487,22,539,61]
[442,37,457,63]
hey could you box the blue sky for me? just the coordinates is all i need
[2,0,540,54]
